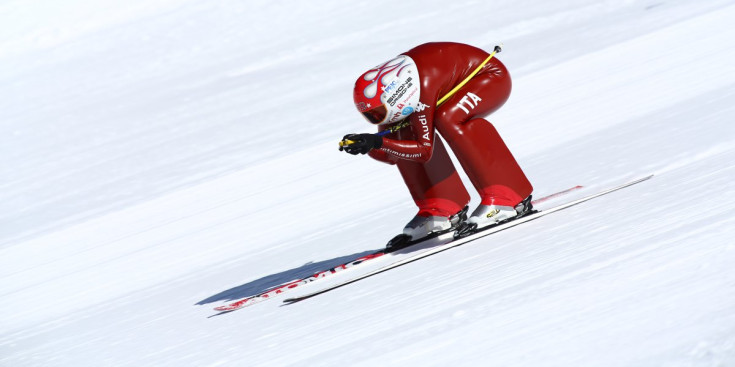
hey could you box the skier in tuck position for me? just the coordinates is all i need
[340,42,534,250]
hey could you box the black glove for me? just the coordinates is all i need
[339,133,383,155]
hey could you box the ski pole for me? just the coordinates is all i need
[436,44,502,106]
[340,44,503,148]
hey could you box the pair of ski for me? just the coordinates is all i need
[213,174,653,312]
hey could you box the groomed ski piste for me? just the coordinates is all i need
[2,0,734,366]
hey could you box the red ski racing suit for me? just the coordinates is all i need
[351,42,533,218]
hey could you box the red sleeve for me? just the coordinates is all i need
[367,149,394,165]
[367,146,395,165]
[374,103,436,163]
[365,125,394,165]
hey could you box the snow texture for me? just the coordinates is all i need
[1,0,734,366]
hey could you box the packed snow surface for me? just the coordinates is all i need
[2,0,734,365]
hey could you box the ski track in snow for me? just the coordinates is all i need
[1,0,735,366]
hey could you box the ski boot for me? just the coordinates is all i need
[385,206,468,253]
[454,195,534,239]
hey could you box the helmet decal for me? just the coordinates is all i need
[354,55,421,125]
[362,57,410,99]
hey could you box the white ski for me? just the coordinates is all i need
[283,174,654,304]
[212,184,584,312]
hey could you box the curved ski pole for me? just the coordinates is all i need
[435,44,502,106]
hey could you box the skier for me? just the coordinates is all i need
[340,42,533,249]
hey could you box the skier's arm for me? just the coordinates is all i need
[375,105,436,163]
[367,126,397,165]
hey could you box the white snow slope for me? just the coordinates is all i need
[2,0,735,365]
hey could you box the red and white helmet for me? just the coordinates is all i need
[353,55,421,125]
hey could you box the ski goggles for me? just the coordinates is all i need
[360,103,388,125]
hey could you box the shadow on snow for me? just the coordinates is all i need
[196,249,381,306]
